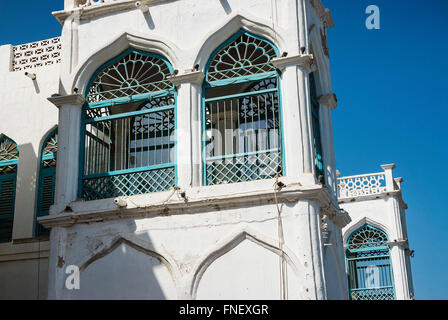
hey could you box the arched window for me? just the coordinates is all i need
[346,224,396,300]
[35,129,57,237]
[309,72,324,180]
[203,30,283,185]
[0,136,18,243]
[80,50,177,201]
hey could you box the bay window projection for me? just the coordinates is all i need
[346,224,396,300]
[35,129,57,237]
[203,31,283,186]
[0,136,18,243]
[81,50,177,201]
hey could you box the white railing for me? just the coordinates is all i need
[337,172,387,199]
[12,37,62,72]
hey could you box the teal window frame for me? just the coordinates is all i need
[346,224,396,300]
[0,135,19,243]
[35,128,58,237]
[79,49,178,201]
[201,29,286,186]
[309,72,324,181]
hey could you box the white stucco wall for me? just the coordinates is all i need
[1,0,354,300]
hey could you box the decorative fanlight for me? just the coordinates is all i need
[87,51,174,103]
[0,137,19,162]
[348,225,389,251]
[207,32,278,82]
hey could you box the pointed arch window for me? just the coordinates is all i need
[203,30,283,186]
[35,129,57,237]
[0,136,18,243]
[309,72,324,180]
[80,50,177,201]
[346,224,396,300]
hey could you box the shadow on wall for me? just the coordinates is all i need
[67,219,175,300]
[14,142,38,239]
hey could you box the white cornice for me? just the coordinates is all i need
[38,178,344,228]
[271,54,316,73]
[168,71,205,86]
[47,94,86,108]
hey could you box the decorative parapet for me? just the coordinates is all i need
[12,37,62,72]
[337,173,387,199]
[337,164,402,200]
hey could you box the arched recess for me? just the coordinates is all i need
[193,13,287,72]
[72,233,180,300]
[190,227,305,299]
[71,31,180,98]
[0,135,19,243]
[35,127,58,237]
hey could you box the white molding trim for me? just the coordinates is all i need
[47,94,86,108]
[271,54,316,73]
[168,71,205,87]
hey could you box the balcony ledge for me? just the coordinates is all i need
[38,177,349,229]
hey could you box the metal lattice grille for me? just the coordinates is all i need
[347,225,396,300]
[207,32,277,83]
[82,51,176,201]
[204,77,283,185]
[82,166,175,201]
[206,151,282,185]
[351,287,395,300]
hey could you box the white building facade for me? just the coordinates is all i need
[0,0,413,300]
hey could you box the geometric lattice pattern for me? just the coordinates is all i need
[87,50,174,103]
[206,151,282,186]
[12,37,61,72]
[348,225,389,251]
[338,173,386,199]
[0,137,19,162]
[207,32,277,82]
[42,130,58,169]
[351,287,395,300]
[347,225,396,301]
[0,136,19,175]
[82,166,175,201]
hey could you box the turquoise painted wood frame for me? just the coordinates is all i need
[35,128,57,237]
[0,135,18,243]
[201,29,286,186]
[78,49,178,201]
[345,224,396,300]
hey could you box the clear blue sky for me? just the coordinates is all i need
[1,0,446,300]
